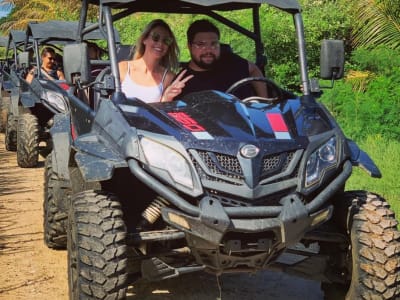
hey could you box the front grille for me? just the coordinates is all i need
[193,151,243,184]
[261,151,296,179]
[197,151,243,175]
[191,150,299,185]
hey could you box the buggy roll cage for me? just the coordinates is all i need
[6,30,27,68]
[76,0,312,95]
[24,20,121,80]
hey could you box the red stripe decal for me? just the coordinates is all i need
[58,82,70,91]
[71,123,77,140]
[266,113,288,132]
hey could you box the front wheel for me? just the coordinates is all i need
[17,113,39,168]
[324,191,400,299]
[68,190,128,299]
[43,152,70,249]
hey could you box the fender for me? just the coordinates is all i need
[50,113,72,181]
[70,99,139,182]
[73,135,128,182]
[347,139,381,178]
[20,91,36,108]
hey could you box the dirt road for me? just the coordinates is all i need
[0,132,324,300]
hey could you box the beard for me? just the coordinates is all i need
[192,53,219,70]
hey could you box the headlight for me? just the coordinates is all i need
[140,137,194,189]
[305,137,337,187]
[43,90,67,112]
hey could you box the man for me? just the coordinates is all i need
[163,19,267,101]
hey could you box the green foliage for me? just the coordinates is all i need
[248,0,352,90]
[321,46,400,141]
[349,46,400,75]
[345,135,400,215]
[351,0,400,50]
[320,81,400,141]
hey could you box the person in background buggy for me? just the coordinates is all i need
[26,47,65,83]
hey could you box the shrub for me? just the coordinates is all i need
[320,47,400,141]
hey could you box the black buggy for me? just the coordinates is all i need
[10,20,119,168]
[0,35,11,133]
[1,30,28,150]
[47,0,400,299]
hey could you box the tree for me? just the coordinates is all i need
[0,0,81,32]
[351,0,400,49]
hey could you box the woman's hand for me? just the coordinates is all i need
[161,69,193,102]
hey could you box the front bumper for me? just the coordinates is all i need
[161,194,334,270]
[129,159,351,272]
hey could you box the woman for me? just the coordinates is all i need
[26,47,65,83]
[119,19,192,103]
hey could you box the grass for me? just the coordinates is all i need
[345,135,400,221]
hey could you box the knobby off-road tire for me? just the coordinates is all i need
[43,153,70,249]
[325,191,400,299]
[68,190,128,300]
[5,112,17,151]
[17,113,39,168]
[0,95,10,133]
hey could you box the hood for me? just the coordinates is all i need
[119,90,333,157]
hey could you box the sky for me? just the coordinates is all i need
[0,1,12,18]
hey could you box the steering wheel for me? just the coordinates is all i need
[226,77,283,103]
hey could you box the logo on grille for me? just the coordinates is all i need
[240,144,259,158]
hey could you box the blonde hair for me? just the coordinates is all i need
[134,19,179,72]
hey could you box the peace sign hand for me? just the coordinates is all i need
[161,69,194,102]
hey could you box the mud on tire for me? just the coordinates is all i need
[43,153,70,249]
[5,112,17,151]
[17,113,39,168]
[325,191,400,299]
[68,190,128,299]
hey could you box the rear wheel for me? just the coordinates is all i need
[5,112,17,151]
[43,153,70,249]
[324,191,400,299]
[17,113,39,167]
[0,95,10,133]
[68,190,128,299]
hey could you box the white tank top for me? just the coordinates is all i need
[121,62,167,103]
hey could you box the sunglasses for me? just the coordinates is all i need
[150,32,173,46]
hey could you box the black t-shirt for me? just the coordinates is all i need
[179,52,254,99]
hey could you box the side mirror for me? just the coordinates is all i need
[63,43,91,86]
[320,39,344,80]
